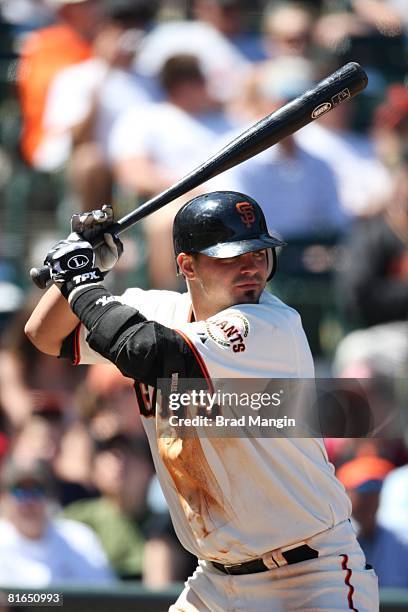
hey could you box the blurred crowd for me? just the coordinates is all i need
[0,0,408,595]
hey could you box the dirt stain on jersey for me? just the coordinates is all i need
[157,432,233,540]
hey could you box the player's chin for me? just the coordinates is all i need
[234,286,262,304]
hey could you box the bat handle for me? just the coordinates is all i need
[30,265,52,289]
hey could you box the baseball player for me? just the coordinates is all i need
[26,193,378,611]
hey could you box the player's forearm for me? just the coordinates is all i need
[25,285,80,356]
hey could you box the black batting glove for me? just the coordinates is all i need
[44,236,104,299]
[70,204,123,273]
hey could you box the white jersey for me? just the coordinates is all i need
[74,289,351,563]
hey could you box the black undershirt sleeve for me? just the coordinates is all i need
[68,285,205,386]
[60,328,77,360]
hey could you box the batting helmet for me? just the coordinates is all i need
[173,191,285,280]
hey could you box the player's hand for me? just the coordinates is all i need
[44,236,104,299]
[70,204,123,273]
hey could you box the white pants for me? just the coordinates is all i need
[169,520,379,611]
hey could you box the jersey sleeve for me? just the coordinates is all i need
[174,301,315,380]
[67,284,314,386]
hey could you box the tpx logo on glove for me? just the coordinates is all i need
[67,254,91,270]
[73,271,101,284]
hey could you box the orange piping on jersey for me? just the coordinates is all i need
[174,329,214,394]
[73,324,81,365]
[341,554,358,612]
[135,381,155,419]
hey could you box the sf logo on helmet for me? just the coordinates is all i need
[236,202,255,228]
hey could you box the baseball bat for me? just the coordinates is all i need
[30,61,367,289]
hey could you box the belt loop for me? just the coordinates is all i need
[262,551,285,569]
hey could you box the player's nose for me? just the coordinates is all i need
[238,252,260,273]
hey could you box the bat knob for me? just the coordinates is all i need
[30,265,52,289]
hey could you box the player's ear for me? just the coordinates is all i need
[177,253,196,279]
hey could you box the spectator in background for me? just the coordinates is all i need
[261,1,315,59]
[191,0,267,61]
[134,8,249,106]
[0,0,54,36]
[17,0,104,168]
[295,62,392,218]
[333,152,408,378]
[372,83,408,170]
[0,301,86,429]
[378,463,408,545]
[313,1,407,88]
[76,363,143,440]
[349,0,403,34]
[0,267,24,339]
[11,392,65,469]
[338,150,408,327]
[110,53,232,198]
[323,384,408,478]
[110,53,235,288]
[314,0,404,56]
[0,8,14,66]
[37,0,160,211]
[65,365,196,584]
[385,0,408,28]
[0,459,116,586]
[62,434,154,580]
[329,148,408,462]
[9,391,96,506]
[211,56,345,240]
[0,415,8,470]
[53,420,96,506]
[337,455,408,589]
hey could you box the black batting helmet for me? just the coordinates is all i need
[173,191,285,280]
